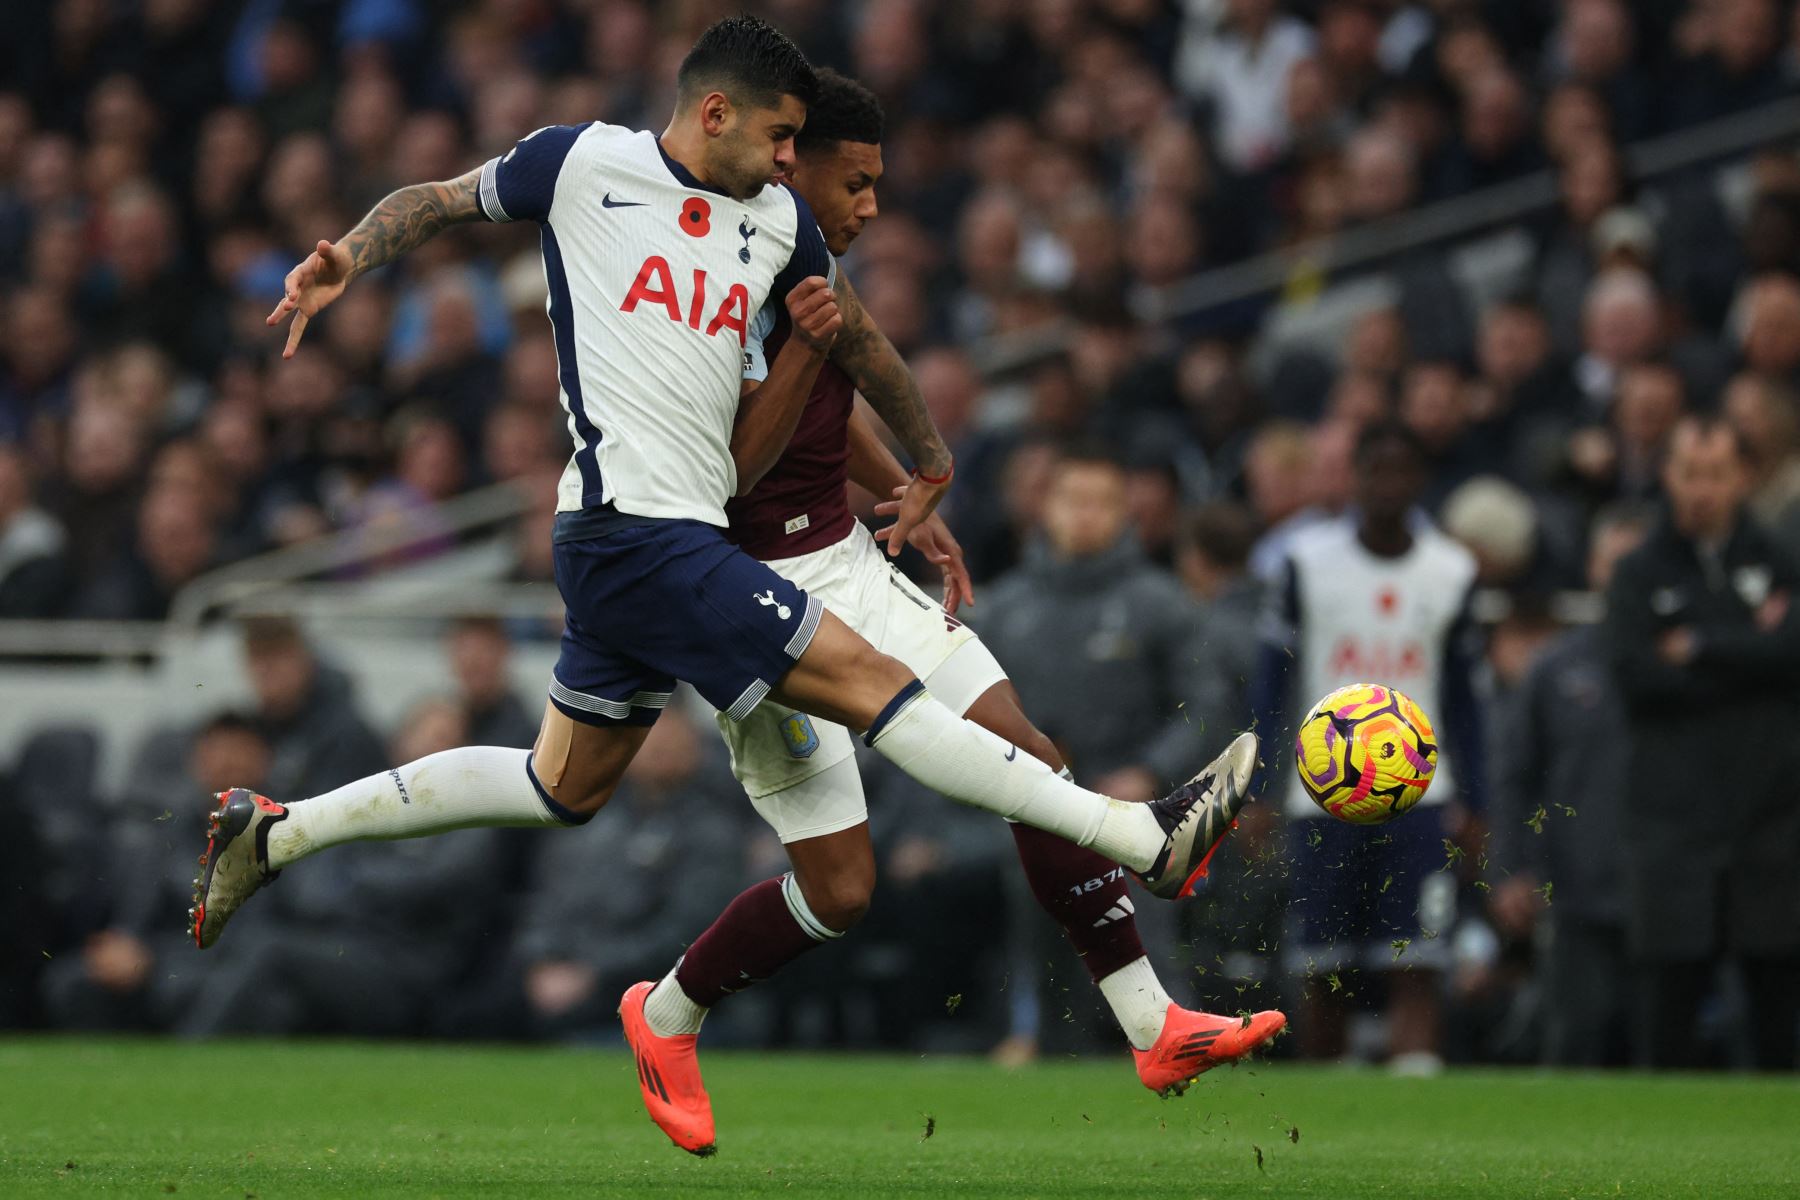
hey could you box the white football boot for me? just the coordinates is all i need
[1136,731,1259,900]
[189,788,287,949]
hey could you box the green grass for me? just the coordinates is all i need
[2,1039,1796,1197]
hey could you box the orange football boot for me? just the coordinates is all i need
[619,980,717,1156]
[1133,1004,1288,1097]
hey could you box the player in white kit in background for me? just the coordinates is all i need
[1252,421,1488,1075]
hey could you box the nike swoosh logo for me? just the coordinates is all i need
[602,193,646,209]
[1005,745,1018,762]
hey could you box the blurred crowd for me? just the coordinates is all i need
[2,0,1800,1068]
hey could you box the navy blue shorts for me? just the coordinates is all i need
[1284,805,1455,973]
[549,514,822,726]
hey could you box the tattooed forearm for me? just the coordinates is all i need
[341,169,485,278]
[829,273,953,477]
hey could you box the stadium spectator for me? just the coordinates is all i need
[0,442,69,617]
[1175,0,1317,175]
[1,285,79,441]
[1493,506,1650,1066]
[41,392,147,594]
[1670,0,1787,129]
[977,443,1213,797]
[1605,415,1800,1069]
[177,697,512,1038]
[1724,372,1800,557]
[1431,68,1540,198]
[40,713,270,1033]
[1536,139,1635,355]
[447,615,536,750]
[514,708,744,1040]
[72,480,220,620]
[1570,267,1664,417]
[1546,0,1655,142]
[974,442,1209,1054]
[240,616,387,801]
[1737,272,1800,382]
[1563,361,1688,515]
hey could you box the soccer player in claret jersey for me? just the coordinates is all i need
[618,69,1285,1156]
[198,14,1252,1117]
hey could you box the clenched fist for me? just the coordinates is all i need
[786,275,842,353]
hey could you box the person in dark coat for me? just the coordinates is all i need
[1493,505,1650,1065]
[40,713,267,1032]
[239,616,388,802]
[1604,415,1800,1069]
[974,442,1213,1054]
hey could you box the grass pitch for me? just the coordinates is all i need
[2,1038,1796,1197]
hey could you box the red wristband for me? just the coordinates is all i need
[912,460,954,486]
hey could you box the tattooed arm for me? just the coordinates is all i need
[265,169,485,358]
[829,273,952,478]
[828,271,954,555]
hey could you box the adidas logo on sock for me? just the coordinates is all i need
[1091,895,1136,927]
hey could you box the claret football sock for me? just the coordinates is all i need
[264,746,573,869]
[864,684,1165,871]
[1009,820,1149,978]
[655,872,841,1035]
[1010,815,1173,1049]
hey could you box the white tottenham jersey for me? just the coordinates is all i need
[478,122,835,526]
[1271,518,1478,817]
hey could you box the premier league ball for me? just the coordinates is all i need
[1294,682,1437,825]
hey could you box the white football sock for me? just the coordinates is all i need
[1098,956,1174,1051]
[866,689,1165,871]
[644,963,708,1038]
[265,746,569,868]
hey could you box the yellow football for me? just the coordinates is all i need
[1294,682,1437,824]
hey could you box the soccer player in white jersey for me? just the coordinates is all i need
[193,14,1257,1095]
[612,70,1283,1154]
[1251,421,1489,1075]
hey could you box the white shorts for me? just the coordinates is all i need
[716,527,1009,843]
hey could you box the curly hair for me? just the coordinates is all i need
[797,68,885,154]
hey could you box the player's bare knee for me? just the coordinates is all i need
[804,869,873,932]
[860,644,914,692]
[547,775,617,817]
[533,700,642,819]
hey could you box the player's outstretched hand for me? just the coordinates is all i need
[266,239,355,359]
[872,499,975,613]
[874,473,952,563]
[786,275,842,353]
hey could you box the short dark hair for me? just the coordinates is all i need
[240,615,309,656]
[1355,420,1428,467]
[451,614,507,640]
[1055,437,1126,472]
[677,15,816,112]
[797,68,884,155]
[196,711,264,743]
[1180,502,1258,571]
[1672,412,1753,462]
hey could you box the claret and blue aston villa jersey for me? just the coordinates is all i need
[479,121,835,526]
